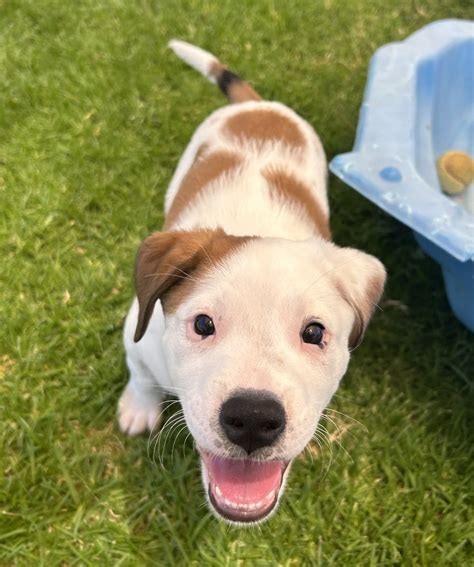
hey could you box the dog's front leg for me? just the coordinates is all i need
[118,299,167,436]
[118,358,163,436]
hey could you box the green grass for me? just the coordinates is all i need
[1,0,473,564]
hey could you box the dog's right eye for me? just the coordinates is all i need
[302,322,325,345]
[194,314,215,337]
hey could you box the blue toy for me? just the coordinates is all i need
[330,20,474,331]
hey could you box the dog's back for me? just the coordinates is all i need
[165,40,330,241]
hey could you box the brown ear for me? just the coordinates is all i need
[134,228,251,342]
[332,247,386,349]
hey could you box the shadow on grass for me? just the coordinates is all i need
[330,178,474,462]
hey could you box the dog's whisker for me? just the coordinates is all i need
[314,427,335,472]
[160,408,185,431]
[311,436,325,455]
[151,383,188,394]
[317,429,340,464]
[309,436,327,471]
[148,403,183,446]
[151,426,167,469]
[170,423,189,463]
[331,392,357,403]
[168,265,201,285]
[317,434,334,478]
[157,413,185,447]
[314,425,332,447]
[159,262,200,285]
[164,415,187,439]
[321,414,347,437]
[182,430,193,458]
[324,407,367,431]
[195,240,214,266]
[146,400,183,458]
[153,410,185,467]
[320,413,357,443]
[319,415,344,438]
[148,400,182,445]
[158,415,187,464]
[303,444,315,465]
[317,419,354,464]
[143,271,197,284]
[159,397,182,406]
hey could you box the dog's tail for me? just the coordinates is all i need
[168,39,262,104]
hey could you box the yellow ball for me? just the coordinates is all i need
[436,151,474,195]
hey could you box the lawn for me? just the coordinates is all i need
[1,0,473,564]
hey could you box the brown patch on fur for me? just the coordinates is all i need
[334,273,385,349]
[224,108,306,148]
[193,142,210,162]
[165,150,242,229]
[210,61,224,76]
[134,228,253,341]
[227,81,262,103]
[263,167,331,239]
[210,62,261,103]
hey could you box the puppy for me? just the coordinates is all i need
[118,40,386,524]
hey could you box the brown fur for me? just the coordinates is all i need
[334,274,385,349]
[165,150,243,229]
[193,142,210,162]
[263,167,331,239]
[224,108,306,148]
[210,61,261,103]
[227,81,262,104]
[134,228,253,341]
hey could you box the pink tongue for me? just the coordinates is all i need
[208,457,283,504]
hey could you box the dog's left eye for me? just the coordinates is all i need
[194,314,215,337]
[302,322,325,345]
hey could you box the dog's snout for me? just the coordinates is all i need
[219,391,286,454]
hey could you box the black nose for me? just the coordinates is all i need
[219,391,286,454]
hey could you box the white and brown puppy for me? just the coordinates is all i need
[118,40,386,524]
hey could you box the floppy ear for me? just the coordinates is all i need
[134,228,251,342]
[332,247,386,349]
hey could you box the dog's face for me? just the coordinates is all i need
[134,228,385,523]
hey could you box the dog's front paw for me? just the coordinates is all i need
[118,382,161,436]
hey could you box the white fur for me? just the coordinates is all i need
[118,42,385,524]
[168,39,219,84]
[164,100,328,238]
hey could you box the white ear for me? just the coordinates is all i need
[330,246,386,348]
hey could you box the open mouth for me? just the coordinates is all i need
[200,450,289,523]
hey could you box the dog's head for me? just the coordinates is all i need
[134,228,385,523]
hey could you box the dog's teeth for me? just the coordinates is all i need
[217,490,276,513]
[223,498,237,509]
